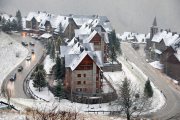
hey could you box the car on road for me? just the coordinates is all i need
[26,55,31,61]
[21,41,28,46]
[31,49,35,54]
[18,66,23,72]
[29,42,35,46]
[10,73,16,81]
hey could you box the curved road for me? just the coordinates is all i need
[121,42,180,119]
[3,33,44,99]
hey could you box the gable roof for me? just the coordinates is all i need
[65,51,103,71]
[152,31,179,46]
[84,30,100,43]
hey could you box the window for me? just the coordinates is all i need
[77,81,81,85]
[83,88,87,92]
[84,74,86,77]
[83,81,86,84]
[76,88,82,92]
[77,74,81,77]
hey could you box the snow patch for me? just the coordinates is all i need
[43,55,56,74]
[149,61,164,70]
[29,80,55,101]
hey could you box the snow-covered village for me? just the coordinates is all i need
[0,1,180,120]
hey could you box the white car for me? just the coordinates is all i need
[26,55,31,61]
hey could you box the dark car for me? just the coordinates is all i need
[29,42,35,46]
[18,66,23,72]
[31,49,35,54]
[10,73,16,81]
[21,41,28,46]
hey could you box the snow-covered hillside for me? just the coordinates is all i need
[0,32,28,91]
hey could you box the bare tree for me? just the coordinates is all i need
[26,103,81,120]
[113,78,152,120]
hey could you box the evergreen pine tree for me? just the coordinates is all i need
[15,10,22,31]
[46,41,51,55]
[33,64,47,92]
[59,23,63,36]
[54,81,64,102]
[55,55,62,80]
[109,29,122,55]
[144,80,153,98]
[50,42,55,60]
[111,45,117,65]
[11,19,18,31]
[56,36,62,53]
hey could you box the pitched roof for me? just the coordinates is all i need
[152,31,179,46]
[65,51,103,71]
[83,30,99,43]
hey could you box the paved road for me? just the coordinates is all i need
[121,42,180,119]
[4,33,44,99]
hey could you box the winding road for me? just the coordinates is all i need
[121,42,180,119]
[2,33,44,99]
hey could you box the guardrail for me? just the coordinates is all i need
[23,49,48,102]
[85,110,122,115]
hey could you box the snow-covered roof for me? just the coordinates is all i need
[22,17,27,29]
[118,32,136,41]
[135,34,146,43]
[26,12,48,22]
[152,31,180,47]
[154,49,162,54]
[81,43,94,51]
[174,53,180,62]
[65,51,103,71]
[40,33,52,39]
[1,14,10,21]
[84,30,99,43]
[103,32,109,43]
[51,15,70,33]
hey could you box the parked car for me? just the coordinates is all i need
[18,66,23,72]
[21,41,28,46]
[29,42,35,46]
[10,73,16,81]
[26,55,31,61]
[31,49,35,54]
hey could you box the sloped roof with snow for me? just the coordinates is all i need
[65,51,103,71]
[40,33,52,39]
[1,14,10,21]
[152,31,179,47]
[83,30,99,43]
[119,32,136,41]
[51,15,70,33]
[135,34,146,43]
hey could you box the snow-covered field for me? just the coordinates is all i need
[0,32,28,91]
[29,80,54,101]
[43,55,56,74]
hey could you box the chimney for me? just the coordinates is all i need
[172,32,177,36]
[68,17,73,23]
